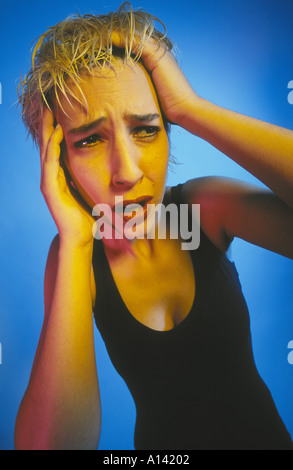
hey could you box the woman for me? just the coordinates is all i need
[14,3,293,450]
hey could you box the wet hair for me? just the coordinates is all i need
[18,1,174,144]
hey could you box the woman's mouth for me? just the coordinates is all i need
[113,196,153,222]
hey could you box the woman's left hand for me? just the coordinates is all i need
[112,32,197,125]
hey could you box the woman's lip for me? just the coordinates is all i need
[123,195,153,206]
[112,195,153,212]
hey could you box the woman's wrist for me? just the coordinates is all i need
[172,93,205,136]
[58,233,94,256]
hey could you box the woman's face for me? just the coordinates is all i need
[55,60,170,241]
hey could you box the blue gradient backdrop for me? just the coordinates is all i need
[0,0,292,450]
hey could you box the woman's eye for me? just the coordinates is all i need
[74,134,102,148]
[133,126,160,140]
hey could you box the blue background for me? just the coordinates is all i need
[0,0,292,450]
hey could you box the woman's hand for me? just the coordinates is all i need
[112,32,197,126]
[39,109,95,246]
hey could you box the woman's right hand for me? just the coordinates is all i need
[39,108,95,246]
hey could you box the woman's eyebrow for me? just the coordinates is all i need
[68,117,107,135]
[123,113,160,123]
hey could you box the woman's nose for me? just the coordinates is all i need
[111,136,143,188]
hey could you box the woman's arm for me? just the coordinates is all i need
[177,97,293,211]
[14,236,101,450]
[170,69,293,256]
[14,110,101,450]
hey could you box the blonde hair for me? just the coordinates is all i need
[18,1,173,144]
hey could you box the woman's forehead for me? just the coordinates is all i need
[55,61,160,125]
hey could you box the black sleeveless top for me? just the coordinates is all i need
[92,184,292,450]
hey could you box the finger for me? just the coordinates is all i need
[45,124,63,162]
[111,31,166,72]
[41,124,64,194]
[39,108,55,162]
[111,31,126,49]
[111,31,144,58]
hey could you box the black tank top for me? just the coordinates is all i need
[92,184,292,450]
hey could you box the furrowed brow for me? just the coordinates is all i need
[68,117,107,135]
[68,113,160,135]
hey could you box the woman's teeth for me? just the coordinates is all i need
[123,202,146,220]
